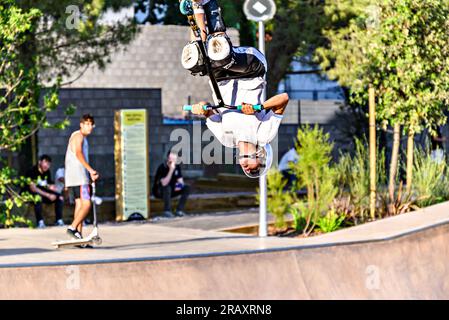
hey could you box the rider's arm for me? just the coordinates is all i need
[262,93,289,115]
[193,12,208,41]
[240,93,289,115]
[160,160,179,187]
[192,2,208,41]
[160,167,175,187]
[29,183,52,199]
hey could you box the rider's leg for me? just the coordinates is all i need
[198,2,266,78]
[190,0,226,41]
[203,0,226,35]
[191,0,208,41]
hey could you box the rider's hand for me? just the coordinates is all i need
[48,194,57,202]
[241,103,255,115]
[192,101,208,116]
[90,170,99,182]
[168,160,176,170]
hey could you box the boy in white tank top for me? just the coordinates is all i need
[64,114,99,241]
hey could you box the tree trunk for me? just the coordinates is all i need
[369,87,376,220]
[388,123,401,212]
[406,129,415,195]
[265,3,326,98]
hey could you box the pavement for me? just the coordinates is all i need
[150,208,267,231]
[1,202,449,299]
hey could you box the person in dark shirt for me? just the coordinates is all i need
[430,126,446,163]
[25,155,64,228]
[152,150,190,218]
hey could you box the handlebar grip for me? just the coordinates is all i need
[236,104,264,111]
[183,105,209,111]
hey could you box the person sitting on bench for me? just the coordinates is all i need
[25,155,64,228]
[152,150,190,218]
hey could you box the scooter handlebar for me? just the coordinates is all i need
[183,104,263,112]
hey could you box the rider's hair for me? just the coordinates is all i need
[167,149,178,158]
[80,113,95,125]
[39,154,52,163]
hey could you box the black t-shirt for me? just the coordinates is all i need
[25,165,54,193]
[152,163,183,196]
[213,47,266,82]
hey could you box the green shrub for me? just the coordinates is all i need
[262,168,295,229]
[0,166,35,228]
[290,125,338,236]
[289,203,307,232]
[335,138,386,222]
[412,147,448,207]
[316,208,345,233]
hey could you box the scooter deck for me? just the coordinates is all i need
[52,238,97,249]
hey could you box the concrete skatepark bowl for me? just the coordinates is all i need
[1,201,449,299]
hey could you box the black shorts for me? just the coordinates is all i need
[68,185,91,201]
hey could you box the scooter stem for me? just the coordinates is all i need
[92,182,97,228]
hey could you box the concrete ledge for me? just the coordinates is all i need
[150,192,257,214]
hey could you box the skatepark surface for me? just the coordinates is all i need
[1,202,449,299]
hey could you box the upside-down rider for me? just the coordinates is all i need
[181,0,289,178]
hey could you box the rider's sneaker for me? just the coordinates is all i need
[163,211,175,218]
[66,227,82,240]
[55,219,65,227]
[37,220,46,229]
[76,244,93,249]
[174,211,185,217]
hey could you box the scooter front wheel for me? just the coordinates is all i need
[180,0,194,15]
[92,237,102,245]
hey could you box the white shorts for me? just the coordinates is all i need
[211,77,266,107]
[206,109,283,148]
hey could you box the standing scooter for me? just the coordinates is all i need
[52,182,102,249]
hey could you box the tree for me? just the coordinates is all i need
[16,0,138,85]
[8,0,138,171]
[316,0,449,205]
[0,0,53,226]
[265,0,327,97]
[1,0,139,226]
